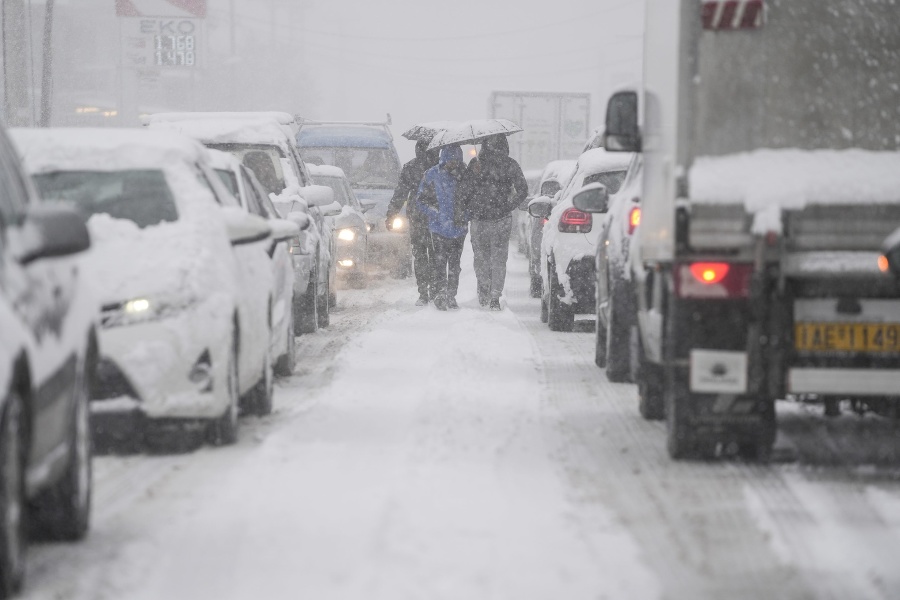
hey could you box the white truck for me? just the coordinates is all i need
[602,0,900,460]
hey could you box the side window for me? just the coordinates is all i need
[288,146,310,186]
[240,172,267,218]
[194,163,236,207]
[0,134,31,226]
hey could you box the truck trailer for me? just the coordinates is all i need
[603,0,900,460]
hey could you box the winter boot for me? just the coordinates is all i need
[434,295,448,311]
[447,297,459,310]
[489,299,502,311]
[415,295,429,307]
[477,286,489,307]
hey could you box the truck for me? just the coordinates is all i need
[489,91,590,171]
[601,0,900,460]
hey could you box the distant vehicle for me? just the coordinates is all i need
[531,148,631,332]
[208,150,301,382]
[515,169,543,255]
[145,112,339,332]
[295,116,410,278]
[308,164,372,288]
[0,123,97,597]
[525,160,577,298]
[577,153,643,383]
[13,128,295,452]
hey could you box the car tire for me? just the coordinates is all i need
[540,296,549,323]
[30,348,93,541]
[594,308,608,368]
[0,391,26,599]
[529,274,542,299]
[317,272,330,329]
[605,278,634,383]
[275,311,296,377]
[296,266,319,335]
[547,263,574,332]
[665,369,701,460]
[638,358,665,421]
[249,345,274,416]
[208,340,239,446]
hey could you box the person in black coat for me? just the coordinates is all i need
[386,140,440,305]
[464,134,529,310]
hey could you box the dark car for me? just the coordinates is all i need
[0,123,97,596]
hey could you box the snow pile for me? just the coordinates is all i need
[690,149,900,233]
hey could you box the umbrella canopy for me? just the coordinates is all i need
[401,120,455,142]
[426,119,523,150]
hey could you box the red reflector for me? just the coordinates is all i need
[558,207,592,233]
[879,255,890,273]
[690,263,730,285]
[628,206,641,235]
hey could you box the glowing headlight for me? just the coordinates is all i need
[337,228,356,242]
[124,298,151,314]
[391,217,406,231]
[338,259,354,267]
[366,223,372,232]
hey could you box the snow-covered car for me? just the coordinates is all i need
[526,160,577,298]
[585,153,643,384]
[0,124,97,596]
[295,119,410,278]
[515,169,543,254]
[12,128,294,450]
[145,112,339,333]
[208,150,301,382]
[308,164,371,288]
[532,148,632,332]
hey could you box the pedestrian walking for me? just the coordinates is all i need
[465,134,529,310]
[385,140,440,306]
[415,144,470,311]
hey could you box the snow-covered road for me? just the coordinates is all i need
[21,243,900,600]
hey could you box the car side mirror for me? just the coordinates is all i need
[602,90,641,153]
[528,199,552,219]
[882,227,900,276]
[286,211,311,231]
[572,183,610,213]
[17,206,91,265]
[299,184,335,207]
[222,206,271,245]
[360,200,377,213]
[268,218,301,242]
[320,201,342,217]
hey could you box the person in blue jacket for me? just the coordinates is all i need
[415,144,470,311]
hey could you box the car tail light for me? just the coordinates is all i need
[558,208,592,233]
[541,217,548,227]
[627,206,641,235]
[675,262,753,299]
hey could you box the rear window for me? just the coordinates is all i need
[583,170,627,195]
[207,143,286,196]
[32,169,178,228]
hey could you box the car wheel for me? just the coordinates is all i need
[30,350,93,541]
[296,265,319,335]
[540,296,548,323]
[594,307,608,368]
[605,278,634,383]
[529,273,542,299]
[638,356,665,421]
[547,263,574,332]
[665,369,701,460]
[208,340,239,446]
[0,391,26,598]
[317,271,331,329]
[275,311,296,377]
[249,344,274,416]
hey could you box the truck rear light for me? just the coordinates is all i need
[675,262,753,299]
[627,206,641,235]
[702,0,765,30]
[558,208,592,233]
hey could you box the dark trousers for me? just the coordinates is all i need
[409,220,433,298]
[429,233,466,299]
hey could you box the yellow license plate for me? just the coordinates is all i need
[795,323,900,352]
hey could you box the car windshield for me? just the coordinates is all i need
[583,170,627,195]
[32,169,178,228]
[301,147,399,188]
[312,175,356,209]
[206,143,286,196]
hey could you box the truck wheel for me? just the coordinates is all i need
[594,308,608,368]
[638,360,665,421]
[296,267,319,335]
[665,370,700,459]
[0,391,26,598]
[547,265,574,332]
[739,399,776,463]
[605,279,634,383]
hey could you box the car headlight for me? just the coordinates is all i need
[391,217,406,231]
[102,296,196,328]
[337,228,356,242]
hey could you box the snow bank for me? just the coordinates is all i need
[690,149,900,233]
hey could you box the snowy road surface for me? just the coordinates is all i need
[22,243,900,600]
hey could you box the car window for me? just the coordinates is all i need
[215,168,239,199]
[32,170,178,228]
[240,171,268,218]
[0,132,30,226]
[206,143,286,196]
[583,170,627,195]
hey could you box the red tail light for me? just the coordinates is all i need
[675,262,752,298]
[627,206,641,235]
[541,217,549,227]
[558,208,592,233]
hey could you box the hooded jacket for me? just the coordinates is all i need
[465,135,529,221]
[415,145,469,239]
[386,139,439,226]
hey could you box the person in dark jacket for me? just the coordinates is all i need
[415,144,469,311]
[465,134,529,310]
[386,140,440,305]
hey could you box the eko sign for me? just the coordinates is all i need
[121,18,202,69]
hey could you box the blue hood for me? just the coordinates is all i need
[439,145,463,167]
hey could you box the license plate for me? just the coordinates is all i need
[794,323,900,352]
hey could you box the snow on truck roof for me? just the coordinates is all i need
[9,127,208,172]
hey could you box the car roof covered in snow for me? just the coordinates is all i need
[146,115,296,148]
[296,125,393,149]
[9,127,208,173]
[575,148,633,175]
[307,164,347,180]
[541,159,578,183]
[145,111,298,131]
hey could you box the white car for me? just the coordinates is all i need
[208,150,301,385]
[12,128,293,450]
[145,112,340,333]
[532,148,633,332]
